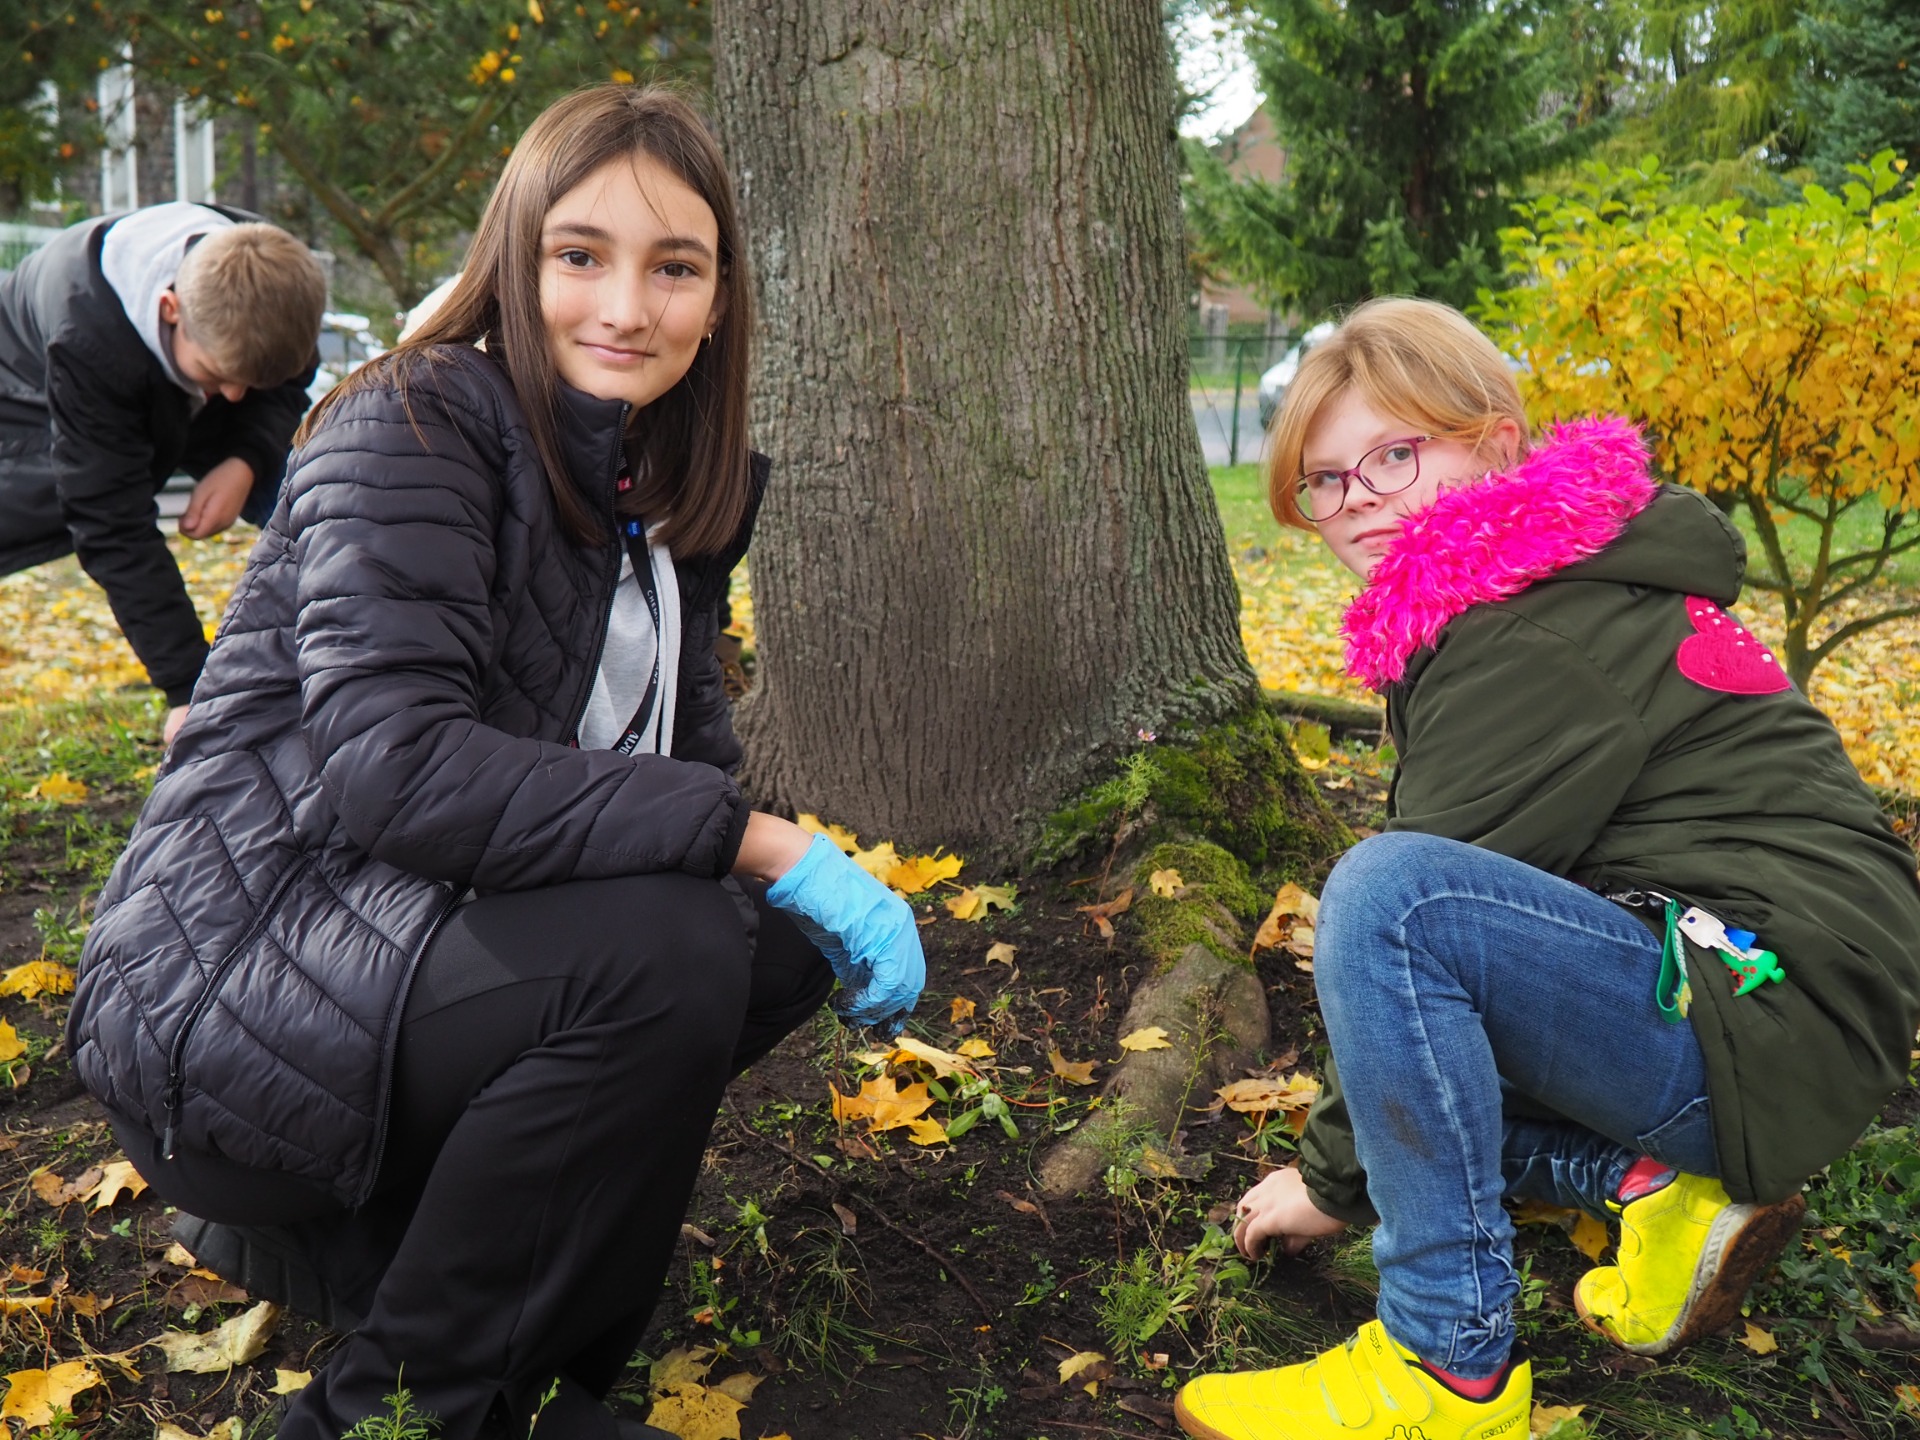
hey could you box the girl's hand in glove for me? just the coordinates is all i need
[764,833,925,1036]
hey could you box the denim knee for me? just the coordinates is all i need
[1316,832,1451,994]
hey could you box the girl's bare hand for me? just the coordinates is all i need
[1234,1164,1348,1260]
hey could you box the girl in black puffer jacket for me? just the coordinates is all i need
[69,85,924,1440]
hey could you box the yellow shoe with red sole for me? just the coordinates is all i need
[1574,1172,1805,1355]
[1174,1320,1530,1440]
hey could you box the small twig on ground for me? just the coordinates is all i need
[732,1119,995,1322]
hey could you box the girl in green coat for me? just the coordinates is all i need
[1175,298,1920,1440]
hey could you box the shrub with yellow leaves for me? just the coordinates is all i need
[1487,151,1920,692]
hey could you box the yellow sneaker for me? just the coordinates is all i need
[1174,1320,1530,1440]
[1574,1172,1805,1355]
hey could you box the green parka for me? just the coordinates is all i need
[1298,418,1920,1222]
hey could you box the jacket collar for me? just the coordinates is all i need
[1342,416,1658,691]
[553,379,632,516]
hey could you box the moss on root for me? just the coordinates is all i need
[1129,842,1261,969]
[1038,703,1353,893]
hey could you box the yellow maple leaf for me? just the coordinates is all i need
[886,851,963,895]
[956,1037,995,1060]
[1148,868,1184,898]
[906,1116,950,1146]
[830,1076,937,1135]
[985,942,1017,965]
[0,1295,55,1315]
[1118,1026,1172,1053]
[0,961,75,1000]
[647,1383,744,1440]
[1509,1198,1583,1229]
[795,814,859,854]
[849,841,899,884]
[1049,1049,1098,1086]
[949,996,976,1026]
[0,1019,24,1065]
[89,1158,149,1211]
[1570,1213,1611,1262]
[1894,1383,1920,1417]
[0,1360,103,1429]
[26,771,87,805]
[887,1035,975,1079]
[157,1421,242,1440]
[945,883,1017,921]
[1738,1321,1779,1355]
[649,1347,715,1391]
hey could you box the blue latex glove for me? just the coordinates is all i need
[765,833,925,1036]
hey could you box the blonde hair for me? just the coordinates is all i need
[1266,297,1529,528]
[175,223,328,387]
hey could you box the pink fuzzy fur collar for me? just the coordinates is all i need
[1342,416,1656,691]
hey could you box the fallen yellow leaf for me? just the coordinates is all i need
[1057,1350,1107,1383]
[1118,1026,1172,1053]
[955,1037,996,1060]
[149,1300,281,1373]
[0,962,75,1000]
[650,1347,715,1390]
[26,771,87,805]
[946,884,1018,921]
[1530,1402,1586,1438]
[0,1019,24,1065]
[1251,884,1319,956]
[90,1159,149,1211]
[647,1383,744,1440]
[1739,1321,1779,1355]
[1076,887,1133,940]
[985,942,1016,965]
[1894,1383,1920,1416]
[795,814,859,854]
[156,1420,243,1440]
[270,1370,313,1396]
[0,1295,54,1315]
[906,1116,950,1146]
[887,1036,975,1079]
[849,841,899,884]
[830,1076,938,1136]
[1214,1074,1319,1114]
[949,996,976,1025]
[1148,868,1184,898]
[1571,1213,1611,1262]
[886,851,963,895]
[0,1360,103,1429]
[1049,1049,1098,1086]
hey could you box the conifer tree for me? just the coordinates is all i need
[1184,0,1592,316]
[1799,0,1920,190]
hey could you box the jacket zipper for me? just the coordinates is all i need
[561,402,634,743]
[161,857,310,1159]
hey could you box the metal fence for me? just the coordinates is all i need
[1189,329,1297,468]
[0,221,60,272]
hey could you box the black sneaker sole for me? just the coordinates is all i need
[171,1213,365,1332]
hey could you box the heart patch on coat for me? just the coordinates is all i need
[1676,597,1790,695]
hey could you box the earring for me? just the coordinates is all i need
[701,331,714,347]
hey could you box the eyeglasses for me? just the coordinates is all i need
[1294,436,1433,522]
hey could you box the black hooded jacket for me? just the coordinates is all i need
[68,345,761,1206]
[0,207,316,703]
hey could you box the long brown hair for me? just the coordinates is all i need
[301,84,754,555]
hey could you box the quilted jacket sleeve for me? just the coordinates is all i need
[289,370,749,890]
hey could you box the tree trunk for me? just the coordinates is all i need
[714,0,1257,862]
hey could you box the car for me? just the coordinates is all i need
[1255,321,1336,430]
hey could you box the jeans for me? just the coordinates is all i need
[1315,832,1717,1378]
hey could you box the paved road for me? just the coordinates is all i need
[1191,390,1267,468]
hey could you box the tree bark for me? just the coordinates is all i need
[715,0,1257,861]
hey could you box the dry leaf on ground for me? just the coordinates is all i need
[885,852,963,895]
[985,942,1016,965]
[156,1419,243,1440]
[1214,1075,1319,1115]
[949,996,976,1025]
[26,771,88,805]
[149,1300,280,1373]
[946,884,1017,921]
[1049,1049,1098,1085]
[1251,884,1320,957]
[0,1360,104,1429]
[90,1159,148,1210]
[1057,1350,1108,1384]
[0,1020,24,1064]
[1570,1213,1611,1263]
[956,1037,995,1060]
[888,1035,976,1079]
[1530,1402,1587,1438]
[1077,888,1133,940]
[794,814,859,853]
[1148,868,1184,898]
[830,1077,947,1145]
[1739,1322,1779,1355]
[0,962,75,1000]
[1118,1026,1172,1053]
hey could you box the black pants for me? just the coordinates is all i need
[117,872,834,1440]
